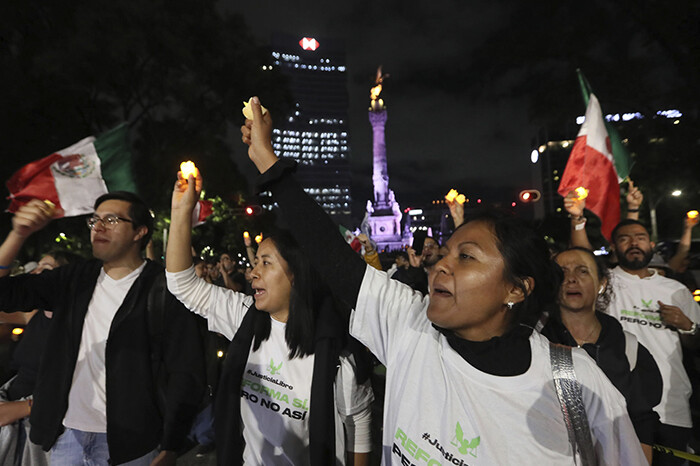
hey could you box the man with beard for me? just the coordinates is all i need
[607,219,700,465]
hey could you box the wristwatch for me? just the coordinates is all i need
[678,322,698,335]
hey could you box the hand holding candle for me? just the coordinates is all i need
[172,161,202,215]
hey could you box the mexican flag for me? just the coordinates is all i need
[557,71,630,240]
[192,199,213,228]
[6,124,137,217]
[339,225,362,252]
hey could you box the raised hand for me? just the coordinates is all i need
[407,247,422,268]
[626,179,643,210]
[12,199,61,238]
[240,96,278,173]
[563,191,585,218]
[171,170,202,216]
[446,199,465,228]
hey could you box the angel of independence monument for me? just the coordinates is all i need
[365,67,411,251]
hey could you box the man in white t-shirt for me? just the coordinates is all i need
[606,219,700,465]
[0,193,205,465]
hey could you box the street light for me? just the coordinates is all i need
[672,190,682,197]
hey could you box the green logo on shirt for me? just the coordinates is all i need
[268,358,283,376]
[641,298,653,308]
[451,422,480,457]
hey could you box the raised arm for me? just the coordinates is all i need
[357,234,382,271]
[447,198,465,228]
[0,200,59,278]
[667,215,697,273]
[166,170,202,273]
[625,180,643,220]
[0,200,61,323]
[241,98,366,311]
[563,191,593,250]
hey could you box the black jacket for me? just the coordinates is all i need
[0,259,205,464]
[541,311,662,444]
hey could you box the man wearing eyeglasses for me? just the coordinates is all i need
[0,192,205,466]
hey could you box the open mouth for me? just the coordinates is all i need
[253,288,266,298]
[565,290,583,298]
[432,286,452,298]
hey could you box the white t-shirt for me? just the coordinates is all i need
[608,266,700,427]
[350,265,646,465]
[166,266,374,464]
[63,262,146,432]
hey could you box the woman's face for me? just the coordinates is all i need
[427,221,522,341]
[251,238,293,322]
[555,249,601,314]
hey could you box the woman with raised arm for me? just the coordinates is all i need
[241,97,647,465]
[165,170,373,465]
[540,247,662,463]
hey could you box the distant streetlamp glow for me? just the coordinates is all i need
[530,150,539,164]
[672,190,682,197]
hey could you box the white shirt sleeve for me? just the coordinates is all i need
[672,286,700,322]
[166,265,254,340]
[350,265,430,365]
[335,353,374,454]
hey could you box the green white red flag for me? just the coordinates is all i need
[339,225,362,252]
[557,92,620,240]
[6,124,136,217]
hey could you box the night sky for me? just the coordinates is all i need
[223,0,538,216]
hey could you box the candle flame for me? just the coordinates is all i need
[242,98,268,120]
[575,187,589,200]
[255,233,263,244]
[12,328,23,336]
[445,189,466,204]
[180,161,198,179]
[688,210,699,220]
[243,231,250,239]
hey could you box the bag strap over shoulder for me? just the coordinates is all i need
[549,342,598,466]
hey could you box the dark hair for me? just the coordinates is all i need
[554,247,612,313]
[611,219,649,243]
[251,229,320,359]
[93,191,154,249]
[458,209,562,329]
[396,251,409,261]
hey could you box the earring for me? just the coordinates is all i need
[506,301,514,310]
[598,286,604,295]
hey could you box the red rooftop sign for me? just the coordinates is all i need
[299,37,319,51]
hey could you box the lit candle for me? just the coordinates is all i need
[255,233,263,244]
[243,231,250,239]
[575,187,589,200]
[456,194,466,205]
[688,210,699,220]
[242,98,269,120]
[180,161,198,180]
[445,189,459,202]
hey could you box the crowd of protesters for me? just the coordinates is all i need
[0,97,697,465]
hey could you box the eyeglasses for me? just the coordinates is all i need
[87,214,133,230]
